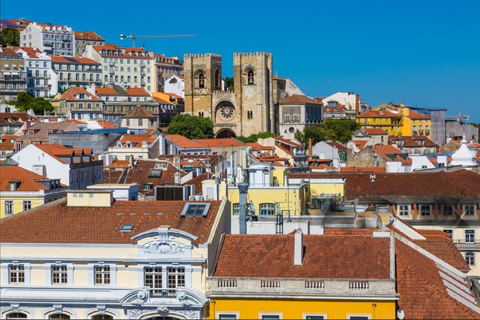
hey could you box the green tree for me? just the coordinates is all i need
[0,27,20,46]
[322,118,360,144]
[166,114,214,139]
[236,131,277,143]
[7,92,53,113]
[224,77,234,91]
[294,126,328,146]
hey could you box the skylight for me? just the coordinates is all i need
[181,203,211,218]
[119,224,134,232]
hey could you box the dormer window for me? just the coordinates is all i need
[9,181,20,191]
[131,51,136,56]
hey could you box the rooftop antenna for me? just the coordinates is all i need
[120,34,197,48]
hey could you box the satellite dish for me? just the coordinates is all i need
[397,309,405,320]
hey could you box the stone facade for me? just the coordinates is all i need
[184,52,274,138]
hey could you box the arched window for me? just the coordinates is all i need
[49,314,70,319]
[214,69,219,88]
[90,74,94,81]
[248,70,254,85]
[92,315,113,320]
[259,203,275,215]
[82,74,86,81]
[6,313,27,319]
[199,73,205,88]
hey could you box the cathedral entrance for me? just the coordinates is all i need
[216,128,236,138]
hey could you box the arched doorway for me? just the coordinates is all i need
[216,128,236,138]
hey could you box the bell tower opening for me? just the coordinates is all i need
[216,128,236,138]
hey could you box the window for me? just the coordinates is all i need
[466,252,475,266]
[92,315,113,320]
[419,204,431,216]
[23,200,31,211]
[145,267,162,295]
[293,114,299,123]
[260,203,275,215]
[199,73,205,88]
[9,265,25,284]
[168,267,185,289]
[138,118,143,126]
[442,205,454,216]
[285,114,290,123]
[262,316,280,320]
[233,203,239,215]
[465,230,475,245]
[126,119,130,126]
[218,315,237,320]
[94,265,110,285]
[248,70,254,84]
[49,314,70,319]
[247,111,253,119]
[52,265,68,284]
[6,313,27,319]
[181,203,210,217]
[464,205,476,216]
[5,200,13,215]
[443,229,453,238]
[305,317,324,320]
[397,205,410,216]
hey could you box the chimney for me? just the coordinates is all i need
[294,228,304,266]
[308,138,312,157]
[238,182,249,234]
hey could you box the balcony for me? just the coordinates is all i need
[207,277,396,298]
[109,61,115,66]
[140,82,146,86]
[0,87,24,93]
[453,239,480,247]
[149,288,177,298]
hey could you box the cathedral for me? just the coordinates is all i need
[183,52,277,138]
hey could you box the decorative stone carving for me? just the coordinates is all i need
[173,309,200,319]
[96,305,106,315]
[143,241,185,255]
[131,290,148,306]
[10,304,20,312]
[127,308,154,320]
[157,307,169,317]
[53,305,63,314]
[177,291,194,307]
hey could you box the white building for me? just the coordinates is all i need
[0,191,230,320]
[164,75,184,98]
[14,47,52,98]
[278,94,323,141]
[322,92,361,118]
[20,22,75,57]
[10,144,103,189]
[83,44,156,92]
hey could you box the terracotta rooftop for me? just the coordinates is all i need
[0,113,37,125]
[122,106,156,118]
[57,87,101,101]
[16,122,77,144]
[74,30,104,41]
[1,164,51,191]
[351,140,368,150]
[365,128,388,135]
[327,141,348,151]
[274,136,303,148]
[0,199,222,245]
[12,46,43,58]
[409,110,431,120]
[194,138,245,148]
[340,167,387,173]
[356,110,401,118]
[0,135,18,150]
[126,88,149,96]
[36,144,92,164]
[95,88,118,95]
[214,234,390,279]
[279,94,321,105]
[97,121,118,129]
[152,96,173,104]
[165,134,205,149]
[184,172,213,195]
[119,135,157,147]
[389,135,438,148]
[51,56,100,64]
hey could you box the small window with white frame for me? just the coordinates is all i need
[52,265,68,284]
[347,315,371,320]
[397,204,411,216]
[216,312,239,320]
[94,265,110,285]
[465,230,475,245]
[9,264,25,284]
[259,313,282,320]
[303,313,326,320]
[419,204,432,217]
[463,204,476,217]
[442,205,455,216]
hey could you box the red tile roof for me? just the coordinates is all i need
[279,94,321,105]
[122,106,156,118]
[164,92,182,99]
[97,121,118,129]
[389,135,438,148]
[374,145,406,162]
[365,128,388,135]
[12,46,43,58]
[95,88,118,95]
[0,165,50,191]
[0,200,222,245]
[0,135,18,150]
[274,136,303,148]
[214,234,390,279]
[0,113,37,126]
[351,140,368,150]
[119,135,157,147]
[50,56,100,64]
[126,88,149,96]
[328,141,348,151]
[57,87,101,101]
[165,134,205,149]
[356,110,401,118]
[74,30,104,41]
[195,138,245,148]
[152,96,173,104]
[36,144,91,164]
[184,172,213,195]
[409,110,430,120]
[340,167,387,173]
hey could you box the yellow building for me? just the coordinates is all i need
[207,230,397,320]
[356,107,431,139]
[227,163,308,217]
[0,190,230,319]
[0,158,67,218]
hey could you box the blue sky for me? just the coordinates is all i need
[3,0,480,122]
